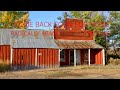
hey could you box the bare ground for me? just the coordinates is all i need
[1,65,120,79]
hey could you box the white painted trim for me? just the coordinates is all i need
[88,49,90,66]
[103,49,105,65]
[69,50,70,65]
[35,48,37,66]
[1,31,2,44]
[74,49,76,66]
[53,30,54,39]
[83,19,85,30]
[10,48,12,67]
[59,49,61,67]
[79,50,81,65]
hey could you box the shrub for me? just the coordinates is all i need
[0,60,11,72]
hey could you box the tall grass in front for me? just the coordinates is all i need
[108,57,120,65]
[0,60,11,72]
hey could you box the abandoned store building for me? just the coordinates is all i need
[0,18,105,70]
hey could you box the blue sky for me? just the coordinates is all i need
[28,11,109,30]
[28,11,64,30]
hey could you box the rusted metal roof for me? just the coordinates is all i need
[12,39,59,48]
[0,29,103,49]
[0,29,58,48]
[55,40,104,49]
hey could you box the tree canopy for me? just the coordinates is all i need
[108,11,120,56]
[0,11,29,29]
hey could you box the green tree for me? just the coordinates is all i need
[0,11,29,29]
[108,11,120,56]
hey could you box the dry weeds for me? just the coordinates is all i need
[0,65,120,79]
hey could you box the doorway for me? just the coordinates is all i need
[76,50,81,65]
[70,50,74,65]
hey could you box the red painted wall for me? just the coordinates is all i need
[95,49,103,64]
[0,45,10,64]
[54,18,94,40]
[80,49,103,65]
[54,29,94,40]
[65,18,84,30]
[12,48,59,69]
[37,48,59,68]
[12,48,36,66]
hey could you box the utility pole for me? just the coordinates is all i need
[105,32,108,64]
[104,30,110,64]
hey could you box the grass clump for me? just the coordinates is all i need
[0,60,11,72]
[109,57,120,65]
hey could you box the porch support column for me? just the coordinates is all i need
[88,49,90,66]
[74,49,76,66]
[102,49,105,65]
[35,48,37,66]
[10,47,13,67]
[58,49,61,67]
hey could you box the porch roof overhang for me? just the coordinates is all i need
[55,40,104,49]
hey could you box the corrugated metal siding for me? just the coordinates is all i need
[12,48,59,70]
[37,48,59,68]
[0,45,10,63]
[0,30,11,45]
[12,48,36,70]
[55,40,103,49]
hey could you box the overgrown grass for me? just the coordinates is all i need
[108,57,120,65]
[0,60,11,72]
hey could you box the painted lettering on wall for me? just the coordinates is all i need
[60,31,90,37]
[10,31,54,37]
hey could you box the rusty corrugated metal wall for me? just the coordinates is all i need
[37,48,59,68]
[12,48,59,70]
[12,48,36,70]
[0,45,10,63]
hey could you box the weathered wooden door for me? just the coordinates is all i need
[70,50,74,65]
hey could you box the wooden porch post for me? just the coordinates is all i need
[58,49,61,67]
[10,47,13,69]
[88,49,90,66]
[74,49,76,66]
[35,48,37,66]
[102,49,105,65]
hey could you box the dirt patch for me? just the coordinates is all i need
[1,65,120,79]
